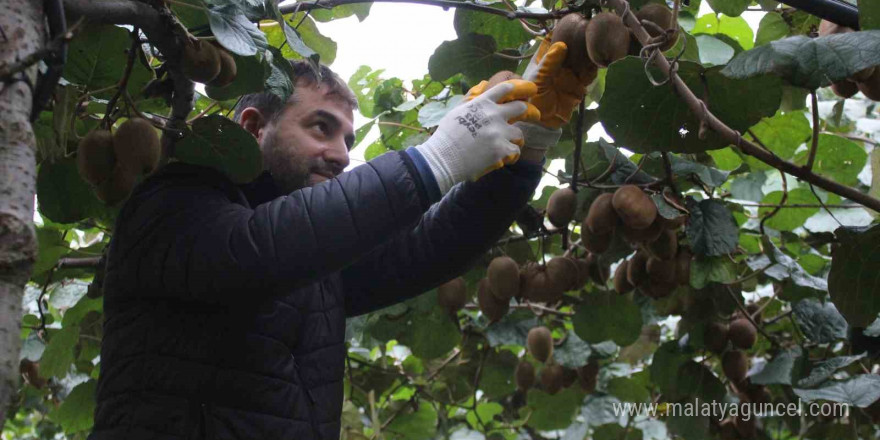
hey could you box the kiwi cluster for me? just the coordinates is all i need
[437,277,468,314]
[182,40,238,87]
[580,185,689,299]
[514,326,600,395]
[550,10,634,79]
[76,118,161,205]
[819,20,880,100]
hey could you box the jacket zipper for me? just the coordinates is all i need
[293,357,322,439]
[198,403,213,440]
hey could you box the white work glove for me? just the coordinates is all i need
[514,121,563,160]
[413,82,539,195]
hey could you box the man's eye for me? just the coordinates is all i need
[314,122,328,134]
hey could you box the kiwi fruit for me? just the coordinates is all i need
[674,247,692,286]
[209,47,238,88]
[745,303,762,321]
[96,164,137,206]
[515,360,536,391]
[527,326,553,363]
[586,253,609,285]
[182,39,221,83]
[850,66,876,83]
[487,256,520,301]
[561,367,579,388]
[728,318,757,349]
[648,229,678,261]
[585,12,631,68]
[734,414,757,439]
[478,278,509,322]
[612,185,657,230]
[642,281,675,299]
[547,187,577,228]
[520,264,558,303]
[831,80,859,99]
[857,68,880,101]
[552,13,596,81]
[582,223,612,254]
[647,257,676,285]
[77,130,117,186]
[747,384,772,405]
[113,118,161,175]
[656,213,687,230]
[717,419,739,440]
[620,218,664,244]
[572,257,591,290]
[437,277,467,313]
[613,261,634,294]
[487,70,521,89]
[704,320,729,353]
[546,256,579,293]
[577,361,599,393]
[627,251,650,287]
[540,364,566,395]
[584,193,618,234]
[722,349,749,383]
[635,3,678,51]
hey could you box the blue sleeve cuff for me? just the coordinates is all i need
[403,147,442,204]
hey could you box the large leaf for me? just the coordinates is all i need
[744,111,812,170]
[397,308,461,359]
[64,25,131,91]
[750,347,803,385]
[758,189,819,231]
[386,404,437,440]
[265,47,296,103]
[761,239,828,294]
[173,114,262,184]
[49,380,97,434]
[693,14,754,50]
[40,325,80,378]
[348,65,386,119]
[553,331,592,369]
[863,1,880,30]
[797,353,867,388]
[525,388,584,431]
[793,298,848,343]
[828,225,880,327]
[721,31,880,89]
[705,0,750,17]
[36,158,109,224]
[453,6,531,50]
[208,5,269,56]
[283,13,337,63]
[428,33,518,83]
[685,199,739,256]
[794,374,880,408]
[793,134,868,187]
[755,12,790,46]
[598,58,781,153]
[573,291,643,347]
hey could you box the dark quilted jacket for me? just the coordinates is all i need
[88,150,542,440]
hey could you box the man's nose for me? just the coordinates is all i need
[324,139,350,173]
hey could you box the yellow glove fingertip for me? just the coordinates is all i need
[465,81,489,101]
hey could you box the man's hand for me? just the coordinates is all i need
[413,81,540,195]
[523,37,597,129]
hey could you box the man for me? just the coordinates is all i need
[89,37,588,440]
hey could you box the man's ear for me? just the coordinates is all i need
[239,107,267,141]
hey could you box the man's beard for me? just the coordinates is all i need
[261,132,315,194]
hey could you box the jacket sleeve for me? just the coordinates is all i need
[340,158,544,317]
[105,151,433,304]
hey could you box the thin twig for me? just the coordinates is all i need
[733,202,862,209]
[571,100,585,193]
[56,256,102,269]
[494,227,564,247]
[821,132,879,146]
[377,121,427,132]
[760,170,788,235]
[493,51,535,60]
[805,91,820,171]
[661,152,677,193]
[809,184,843,228]
[102,28,141,129]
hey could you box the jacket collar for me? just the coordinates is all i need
[238,171,282,207]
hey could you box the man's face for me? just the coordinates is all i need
[259,81,355,193]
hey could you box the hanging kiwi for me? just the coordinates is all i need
[722,349,749,383]
[488,256,520,301]
[520,263,557,303]
[613,261,634,294]
[547,187,577,228]
[19,359,47,389]
[478,278,509,322]
[635,3,679,51]
[728,318,757,349]
[675,247,692,286]
[209,46,238,88]
[831,80,859,99]
[546,256,579,294]
[704,320,730,353]
[95,164,137,206]
[584,193,618,234]
[527,326,553,363]
[857,68,880,101]
[572,257,592,290]
[515,360,536,391]
[647,257,676,285]
[586,253,609,285]
[182,39,222,83]
[437,277,468,314]
[577,361,599,393]
[552,13,598,81]
[77,129,117,186]
[648,229,678,260]
[627,251,650,287]
[582,223,612,254]
[487,70,522,88]
[585,12,631,68]
[540,364,566,395]
[113,118,161,175]
[620,217,664,244]
[612,185,657,230]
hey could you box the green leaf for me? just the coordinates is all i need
[265,47,295,103]
[607,377,651,404]
[690,256,737,289]
[758,189,820,231]
[830,225,880,327]
[721,31,880,89]
[705,0,751,17]
[485,311,538,347]
[208,5,268,56]
[33,228,70,277]
[40,325,80,378]
[49,380,96,434]
[861,0,880,30]
[174,114,263,184]
[205,52,268,100]
[669,154,730,187]
[761,238,828,293]
[707,147,742,171]
[685,199,739,257]
[171,0,209,29]
[479,350,518,398]
[750,347,803,385]
[525,387,584,430]
[755,12,790,46]
[553,331,592,369]
[397,308,461,359]
[284,13,337,63]
[794,374,880,408]
[793,134,868,187]
[798,353,867,388]
[793,298,848,343]
[573,291,643,346]
[598,58,781,153]
[386,404,437,440]
[730,171,766,202]
[693,13,754,50]
[49,282,88,311]
[668,361,725,402]
[428,34,518,83]
[36,158,109,224]
[696,34,735,66]
[593,423,643,440]
[348,66,386,118]
[744,111,812,169]
[453,6,531,50]
[650,341,690,397]
[311,4,372,22]
[64,25,131,91]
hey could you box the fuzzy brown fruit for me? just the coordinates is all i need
[577,361,599,393]
[113,118,161,174]
[648,228,677,260]
[832,80,859,99]
[96,164,137,206]
[515,360,536,391]
[585,12,631,68]
[520,264,559,303]
[561,367,579,388]
[478,278,509,322]
[851,66,876,83]
[704,320,729,353]
[488,256,520,301]
[182,40,221,83]
[647,257,676,285]
[546,256,579,293]
[620,218,664,244]
[437,277,467,313]
[613,261,634,294]
[728,318,757,349]
[77,130,117,186]
[641,281,675,299]
[487,70,521,89]
[552,13,597,81]
[722,350,749,383]
[527,326,553,363]
[585,193,618,234]
[635,3,678,51]
[540,364,565,395]
[674,247,692,286]
[581,222,612,254]
[547,187,577,228]
[586,253,609,285]
[627,251,649,287]
[209,47,238,87]
[734,414,757,439]
[572,257,591,290]
[612,185,657,230]
[857,68,880,101]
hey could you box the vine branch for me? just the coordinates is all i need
[279,0,575,20]
[805,90,820,171]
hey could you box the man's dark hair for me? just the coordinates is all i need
[233,60,357,123]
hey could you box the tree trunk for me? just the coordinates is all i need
[0,0,43,428]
